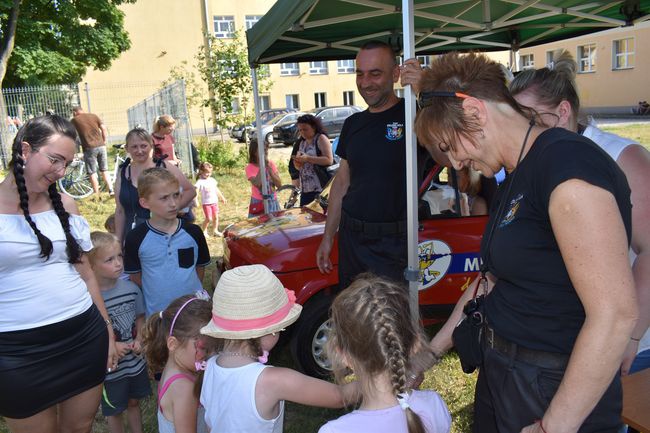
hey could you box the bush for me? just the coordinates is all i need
[196,138,247,173]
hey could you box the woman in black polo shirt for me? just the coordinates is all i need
[414,52,636,433]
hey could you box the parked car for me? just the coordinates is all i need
[230,108,296,142]
[218,164,488,377]
[249,111,305,145]
[272,105,363,145]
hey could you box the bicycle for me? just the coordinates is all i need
[58,144,126,200]
[276,184,301,209]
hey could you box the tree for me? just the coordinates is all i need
[196,30,272,132]
[0,0,135,87]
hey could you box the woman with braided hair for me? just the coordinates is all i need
[321,274,451,433]
[0,115,118,433]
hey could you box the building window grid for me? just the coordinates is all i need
[213,16,235,38]
[417,55,431,68]
[286,94,299,109]
[520,54,534,70]
[343,91,354,106]
[231,98,240,114]
[577,44,597,73]
[280,62,299,76]
[245,15,262,30]
[258,95,270,111]
[337,60,355,73]
[309,61,328,75]
[613,38,634,70]
[314,92,326,108]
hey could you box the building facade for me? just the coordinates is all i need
[517,20,650,114]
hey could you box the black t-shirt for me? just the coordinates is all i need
[483,128,631,354]
[337,99,406,222]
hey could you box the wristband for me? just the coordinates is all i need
[536,419,549,433]
[105,318,112,327]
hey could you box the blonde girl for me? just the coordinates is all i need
[143,294,212,433]
[152,115,179,165]
[321,274,451,433]
[195,162,227,236]
[199,264,358,432]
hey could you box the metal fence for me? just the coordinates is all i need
[127,80,194,176]
[0,80,193,172]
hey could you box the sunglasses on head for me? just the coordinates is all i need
[417,91,470,109]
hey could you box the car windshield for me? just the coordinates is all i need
[267,113,286,124]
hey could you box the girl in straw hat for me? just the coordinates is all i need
[320,274,450,433]
[199,264,358,433]
[142,294,213,433]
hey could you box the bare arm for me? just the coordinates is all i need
[267,162,282,189]
[617,144,650,374]
[316,159,350,273]
[196,266,205,282]
[295,136,333,166]
[169,380,199,433]
[100,123,108,143]
[400,58,425,95]
[167,163,196,209]
[524,180,637,433]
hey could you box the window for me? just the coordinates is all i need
[337,59,355,73]
[546,51,555,66]
[314,92,327,108]
[280,63,299,76]
[394,88,404,98]
[286,94,300,109]
[319,108,335,120]
[309,61,328,75]
[231,98,240,114]
[613,38,634,69]
[343,91,354,106]
[520,54,534,70]
[258,95,270,111]
[417,55,431,68]
[245,15,262,30]
[577,44,596,73]
[213,16,235,38]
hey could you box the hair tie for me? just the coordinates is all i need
[546,61,555,70]
[169,297,199,337]
[159,311,163,319]
[195,360,207,371]
[397,392,410,410]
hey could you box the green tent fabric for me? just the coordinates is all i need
[248,0,649,65]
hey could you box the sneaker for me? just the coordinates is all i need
[108,190,115,197]
[203,230,210,238]
[214,231,223,237]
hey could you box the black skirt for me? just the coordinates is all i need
[0,304,108,419]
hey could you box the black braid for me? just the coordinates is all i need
[12,149,54,260]
[48,184,82,264]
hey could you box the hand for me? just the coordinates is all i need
[132,339,143,355]
[294,152,309,164]
[400,58,425,95]
[115,341,132,359]
[107,339,118,372]
[221,196,227,204]
[316,236,334,273]
[620,339,639,376]
[521,422,544,433]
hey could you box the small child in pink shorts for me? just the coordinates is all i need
[195,162,226,236]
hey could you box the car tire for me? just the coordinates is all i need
[265,132,274,145]
[289,292,334,378]
[240,130,247,143]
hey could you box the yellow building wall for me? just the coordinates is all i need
[518,20,650,112]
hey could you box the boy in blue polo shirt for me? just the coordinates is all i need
[124,168,210,316]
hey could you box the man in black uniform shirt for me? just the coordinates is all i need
[316,41,408,288]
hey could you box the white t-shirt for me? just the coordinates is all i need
[200,356,284,433]
[583,123,649,353]
[0,211,93,332]
[195,177,219,205]
[318,390,451,433]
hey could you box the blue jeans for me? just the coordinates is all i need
[629,349,650,374]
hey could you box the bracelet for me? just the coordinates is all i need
[105,318,112,327]
[631,337,641,342]
[536,419,549,433]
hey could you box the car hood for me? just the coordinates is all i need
[224,205,327,272]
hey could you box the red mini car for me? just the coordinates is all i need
[221,165,488,377]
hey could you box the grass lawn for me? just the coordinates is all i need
[0,121,646,433]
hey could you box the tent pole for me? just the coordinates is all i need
[401,0,420,324]
[251,67,270,214]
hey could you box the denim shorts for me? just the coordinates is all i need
[101,367,151,416]
[83,145,108,174]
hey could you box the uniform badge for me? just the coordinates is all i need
[499,193,524,227]
[385,122,404,141]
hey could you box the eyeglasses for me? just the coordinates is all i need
[417,91,471,109]
[34,149,70,171]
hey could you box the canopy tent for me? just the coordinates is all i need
[248,0,649,65]
[245,0,650,318]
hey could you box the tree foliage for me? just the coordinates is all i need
[0,0,135,87]
[196,31,271,129]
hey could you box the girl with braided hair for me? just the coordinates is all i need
[321,274,451,433]
[0,115,118,433]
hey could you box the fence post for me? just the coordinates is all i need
[84,82,91,112]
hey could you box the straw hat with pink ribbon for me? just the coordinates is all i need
[201,264,302,339]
